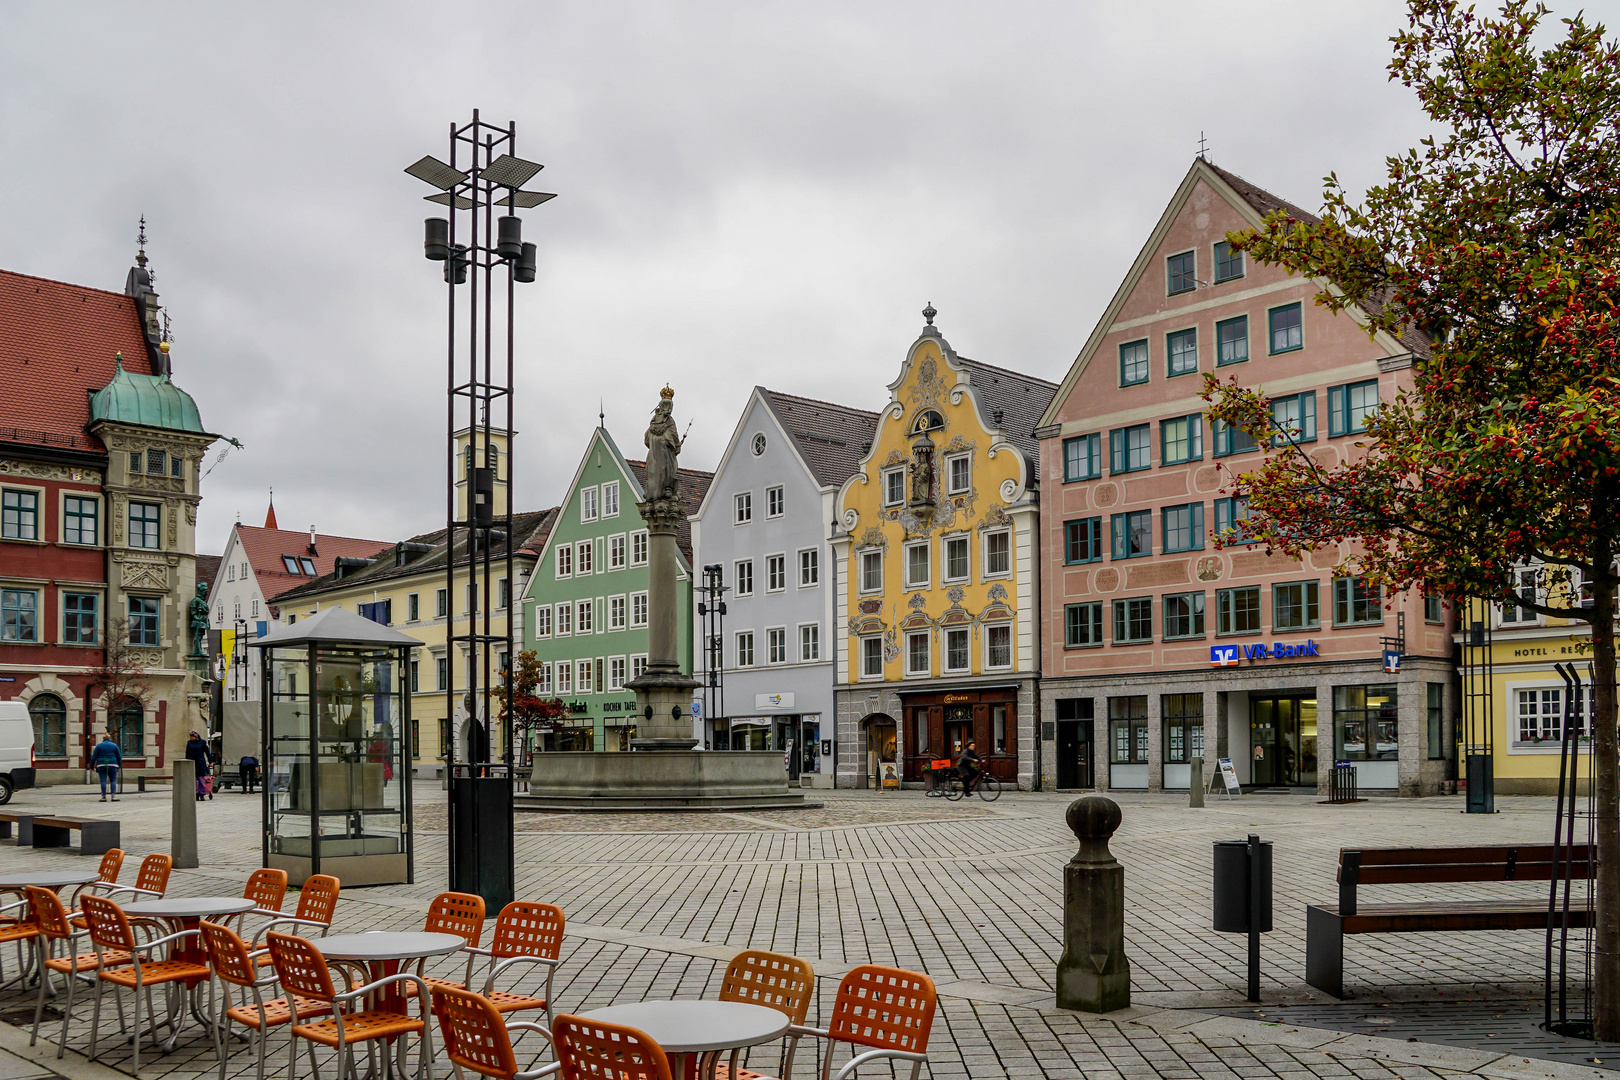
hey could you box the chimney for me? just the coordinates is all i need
[308,526,318,555]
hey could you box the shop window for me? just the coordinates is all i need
[1065,518,1102,565]
[1063,433,1101,482]
[1163,592,1205,639]
[1427,684,1445,759]
[1216,586,1262,636]
[1516,684,1592,745]
[28,693,66,757]
[1161,414,1203,465]
[1113,597,1152,643]
[1333,684,1398,761]
[992,704,1009,755]
[1108,696,1148,764]
[1216,315,1249,366]
[911,709,929,755]
[1162,693,1203,763]
[1273,580,1320,630]
[1333,576,1383,626]
[1065,602,1103,647]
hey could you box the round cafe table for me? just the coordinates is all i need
[0,871,99,891]
[121,896,257,1048]
[577,1000,790,1080]
[313,931,465,1015]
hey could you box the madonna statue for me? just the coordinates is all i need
[644,386,684,501]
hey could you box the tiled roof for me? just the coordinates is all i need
[236,524,393,601]
[0,269,157,453]
[196,554,223,591]
[958,357,1058,466]
[1204,161,1432,361]
[758,389,880,488]
[624,462,712,565]
[269,508,558,605]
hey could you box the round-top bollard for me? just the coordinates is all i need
[1055,795,1131,1013]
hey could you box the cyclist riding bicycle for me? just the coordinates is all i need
[955,740,982,793]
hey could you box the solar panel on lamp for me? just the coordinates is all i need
[479,154,544,189]
[424,192,476,210]
[498,192,558,208]
[404,155,468,191]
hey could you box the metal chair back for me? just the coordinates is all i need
[432,985,520,1079]
[79,895,135,954]
[242,869,287,912]
[826,965,936,1055]
[490,901,562,959]
[553,1014,671,1080]
[719,949,815,1025]
[266,931,337,1004]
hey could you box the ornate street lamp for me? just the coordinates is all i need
[405,111,554,907]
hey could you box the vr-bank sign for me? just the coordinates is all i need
[1210,640,1320,667]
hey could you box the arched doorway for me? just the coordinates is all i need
[28,693,66,760]
[859,713,896,790]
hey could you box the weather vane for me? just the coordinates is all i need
[1198,131,1209,160]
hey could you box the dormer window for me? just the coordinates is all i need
[282,556,299,573]
[912,410,944,435]
[299,557,316,575]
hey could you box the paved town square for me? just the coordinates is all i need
[0,785,1608,1080]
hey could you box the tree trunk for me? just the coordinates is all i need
[1592,557,1620,1042]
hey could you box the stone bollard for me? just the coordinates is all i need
[1189,754,1205,808]
[1055,795,1130,1012]
[172,760,198,869]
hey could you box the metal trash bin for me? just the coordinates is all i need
[1212,838,1273,933]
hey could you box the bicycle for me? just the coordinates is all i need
[941,767,1002,802]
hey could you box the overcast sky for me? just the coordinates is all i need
[6,1,1611,556]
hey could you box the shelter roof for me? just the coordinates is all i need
[250,605,422,650]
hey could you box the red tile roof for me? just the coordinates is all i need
[233,524,392,599]
[0,269,157,453]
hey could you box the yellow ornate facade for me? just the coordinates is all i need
[831,315,1055,789]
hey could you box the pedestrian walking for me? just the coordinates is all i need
[90,731,121,802]
[239,753,259,793]
[185,730,213,801]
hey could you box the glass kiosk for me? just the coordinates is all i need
[252,608,420,887]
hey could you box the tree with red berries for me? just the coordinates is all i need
[1205,0,1620,1034]
[495,650,568,760]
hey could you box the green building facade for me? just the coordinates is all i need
[521,425,710,752]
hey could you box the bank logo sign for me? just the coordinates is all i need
[1210,640,1321,666]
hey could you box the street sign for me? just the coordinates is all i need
[1216,758,1241,799]
[691,701,702,718]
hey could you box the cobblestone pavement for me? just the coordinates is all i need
[0,783,1605,1079]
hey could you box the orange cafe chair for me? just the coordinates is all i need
[27,885,132,1057]
[712,950,815,1080]
[457,901,564,1028]
[554,1013,672,1080]
[431,984,559,1080]
[409,891,486,997]
[251,873,340,965]
[798,965,936,1080]
[268,930,434,1080]
[199,919,329,1080]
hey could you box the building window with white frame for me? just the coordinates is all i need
[734,492,752,524]
[904,541,929,589]
[946,454,970,494]
[609,656,626,691]
[767,627,786,664]
[602,481,619,518]
[581,486,598,522]
[537,662,553,694]
[631,654,648,679]
[608,534,625,570]
[983,530,1011,577]
[736,630,755,667]
[577,539,594,575]
[556,544,573,578]
[735,559,754,596]
[576,659,594,694]
[556,662,572,694]
[555,602,572,636]
[630,530,648,566]
[905,631,929,676]
[577,598,594,634]
[766,486,784,518]
[63,495,98,546]
[631,591,648,627]
[944,628,970,672]
[985,623,1012,669]
[533,603,551,638]
[860,636,883,678]
[799,623,819,662]
[766,554,786,592]
[882,469,905,506]
[860,550,883,593]
[609,595,626,630]
[1501,567,1539,624]
[1,489,39,540]
[943,535,969,582]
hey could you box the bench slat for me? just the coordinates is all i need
[1309,900,1594,935]
[1359,861,1594,885]
[1350,844,1588,866]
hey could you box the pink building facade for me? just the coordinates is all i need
[1034,160,1454,797]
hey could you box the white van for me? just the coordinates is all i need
[0,700,38,804]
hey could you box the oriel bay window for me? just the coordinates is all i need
[129,501,161,549]
[1334,684,1398,760]
[1163,592,1205,639]
[1065,517,1102,564]
[1065,602,1103,647]
[1109,696,1148,764]
[1162,693,1204,763]
[1113,597,1152,643]
[1161,414,1202,465]
[1273,580,1320,630]
[1063,433,1101,482]
[1111,511,1151,560]
[1333,576,1383,626]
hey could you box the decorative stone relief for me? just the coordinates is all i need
[1196,556,1223,582]
[858,598,883,615]
[1095,568,1120,593]
[1094,483,1119,508]
[907,593,928,612]
[167,504,178,545]
[0,460,77,481]
[988,583,1008,601]
[946,586,966,603]
[908,358,947,410]
[121,560,170,591]
[977,502,1010,531]
[856,526,887,551]
[883,449,905,467]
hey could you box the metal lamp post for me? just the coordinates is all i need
[405,111,554,908]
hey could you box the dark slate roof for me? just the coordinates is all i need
[957,357,1058,466]
[269,507,558,605]
[625,462,712,564]
[1205,160,1432,361]
[758,389,880,488]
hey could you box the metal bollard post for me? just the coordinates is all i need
[137,775,146,793]
[1189,754,1204,808]
[172,760,198,869]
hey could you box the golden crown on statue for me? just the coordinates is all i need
[660,385,675,400]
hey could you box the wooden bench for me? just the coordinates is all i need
[0,810,32,843]
[29,814,120,856]
[1307,844,1594,998]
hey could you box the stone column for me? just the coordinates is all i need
[172,759,198,869]
[626,498,699,749]
[1055,795,1130,1012]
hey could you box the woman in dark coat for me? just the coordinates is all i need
[185,730,213,801]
